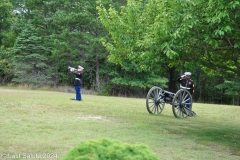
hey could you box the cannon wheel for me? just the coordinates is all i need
[172,89,192,118]
[146,86,165,114]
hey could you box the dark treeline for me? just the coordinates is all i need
[0,0,239,105]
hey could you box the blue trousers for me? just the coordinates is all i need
[75,86,82,101]
[186,98,190,109]
[186,95,192,109]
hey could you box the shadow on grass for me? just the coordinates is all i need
[165,120,240,156]
[188,125,240,156]
[142,113,240,157]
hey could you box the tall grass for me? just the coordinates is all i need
[0,87,239,160]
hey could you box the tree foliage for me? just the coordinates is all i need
[0,0,14,45]
[97,0,240,104]
[13,22,53,86]
[0,0,15,83]
[1,0,240,105]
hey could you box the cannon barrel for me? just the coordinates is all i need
[161,90,175,96]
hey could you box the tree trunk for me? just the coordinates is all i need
[168,67,177,93]
[95,55,100,92]
[196,69,202,102]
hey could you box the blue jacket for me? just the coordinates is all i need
[72,72,82,86]
[176,77,194,95]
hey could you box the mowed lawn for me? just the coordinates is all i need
[0,87,240,160]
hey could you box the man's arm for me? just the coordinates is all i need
[176,77,181,83]
[176,74,186,83]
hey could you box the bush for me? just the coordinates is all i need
[63,138,159,160]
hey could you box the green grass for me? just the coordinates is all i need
[0,87,240,160]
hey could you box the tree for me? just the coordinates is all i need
[97,0,240,104]
[0,0,15,83]
[0,0,14,45]
[200,0,240,77]
[12,22,52,86]
[18,0,114,91]
[215,80,240,105]
[97,0,199,91]
[192,0,240,105]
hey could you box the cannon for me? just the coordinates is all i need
[146,86,196,118]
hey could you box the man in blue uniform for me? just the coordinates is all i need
[176,72,194,109]
[70,65,84,101]
[176,72,194,95]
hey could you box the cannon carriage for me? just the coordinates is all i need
[146,86,196,118]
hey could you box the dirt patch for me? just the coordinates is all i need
[77,115,109,121]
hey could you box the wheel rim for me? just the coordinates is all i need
[146,87,165,114]
[172,89,192,118]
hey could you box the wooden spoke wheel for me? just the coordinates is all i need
[146,86,165,114]
[172,89,192,118]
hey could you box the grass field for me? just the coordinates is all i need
[0,87,240,160]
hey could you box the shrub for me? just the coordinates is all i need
[63,138,159,160]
